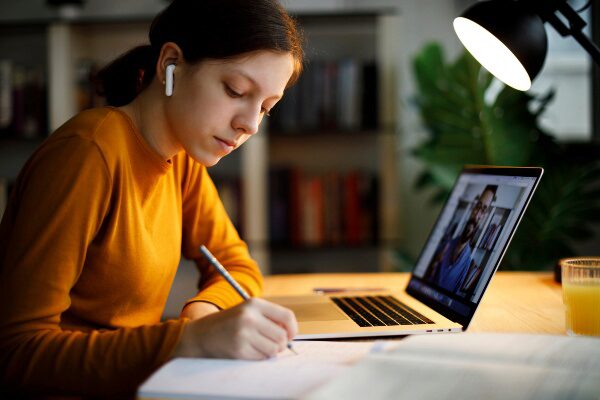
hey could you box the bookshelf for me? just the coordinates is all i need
[264,13,400,273]
[0,24,48,218]
[0,5,401,275]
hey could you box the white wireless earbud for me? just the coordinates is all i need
[165,64,176,97]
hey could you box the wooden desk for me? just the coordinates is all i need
[138,272,568,399]
[263,271,565,335]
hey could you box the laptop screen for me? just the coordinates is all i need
[406,166,543,329]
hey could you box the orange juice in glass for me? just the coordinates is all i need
[561,257,600,336]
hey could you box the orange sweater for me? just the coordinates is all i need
[0,107,263,397]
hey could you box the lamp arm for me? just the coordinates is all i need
[570,28,600,65]
[541,0,600,66]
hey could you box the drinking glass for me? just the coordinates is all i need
[561,257,600,336]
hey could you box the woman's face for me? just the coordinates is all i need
[165,50,294,166]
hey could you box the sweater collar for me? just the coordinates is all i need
[108,106,174,175]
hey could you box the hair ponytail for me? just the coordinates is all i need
[94,45,158,106]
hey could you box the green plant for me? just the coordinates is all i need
[411,42,600,270]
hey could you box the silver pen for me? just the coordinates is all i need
[199,245,297,355]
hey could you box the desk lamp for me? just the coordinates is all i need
[453,0,600,91]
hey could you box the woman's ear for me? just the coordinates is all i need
[156,42,183,90]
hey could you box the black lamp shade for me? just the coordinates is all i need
[455,0,548,90]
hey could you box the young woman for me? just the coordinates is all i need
[0,0,303,396]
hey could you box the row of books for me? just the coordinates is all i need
[269,168,378,248]
[477,213,505,251]
[268,59,379,134]
[0,167,378,251]
[0,60,47,139]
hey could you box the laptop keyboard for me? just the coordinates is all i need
[331,295,434,327]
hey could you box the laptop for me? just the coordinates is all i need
[266,166,544,339]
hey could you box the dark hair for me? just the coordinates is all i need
[482,185,498,196]
[95,0,304,107]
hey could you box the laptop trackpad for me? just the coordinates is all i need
[289,302,347,322]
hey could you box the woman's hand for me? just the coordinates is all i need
[172,298,297,360]
[180,301,220,320]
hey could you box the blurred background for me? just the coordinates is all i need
[0,0,598,317]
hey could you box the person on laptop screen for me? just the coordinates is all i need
[426,185,497,293]
[0,0,303,397]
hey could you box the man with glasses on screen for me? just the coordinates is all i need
[430,185,497,294]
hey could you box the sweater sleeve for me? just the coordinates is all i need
[180,162,263,310]
[0,136,186,397]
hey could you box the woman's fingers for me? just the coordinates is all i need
[247,331,281,359]
[238,300,289,356]
[254,314,289,353]
[251,298,298,341]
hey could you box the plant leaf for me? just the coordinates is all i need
[410,42,600,270]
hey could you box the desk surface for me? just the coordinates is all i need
[263,272,565,335]
[138,272,566,399]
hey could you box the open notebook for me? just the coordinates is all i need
[138,333,600,399]
[307,333,600,400]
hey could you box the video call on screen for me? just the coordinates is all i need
[413,174,537,305]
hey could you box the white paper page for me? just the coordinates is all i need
[138,340,376,399]
[306,333,600,400]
